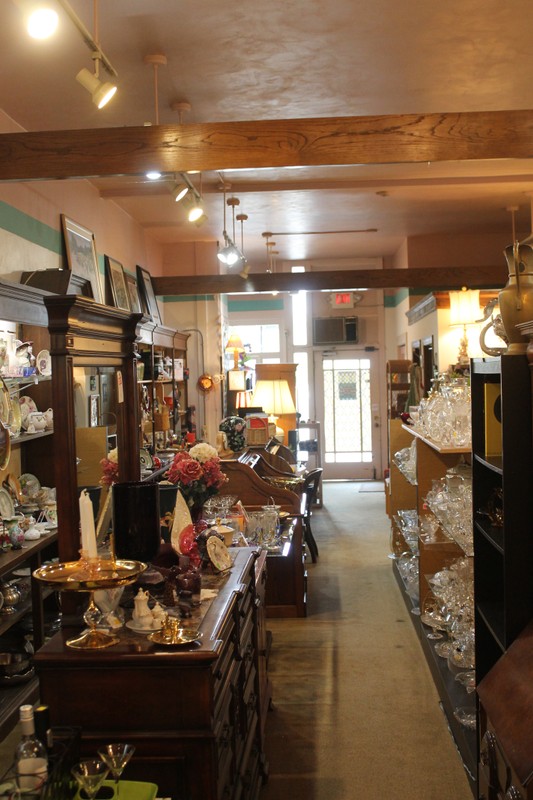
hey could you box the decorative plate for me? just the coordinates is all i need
[0,487,15,519]
[0,378,12,429]
[139,448,153,471]
[36,349,51,376]
[19,473,41,499]
[10,397,21,438]
[148,629,203,647]
[125,619,163,634]
[206,537,232,572]
[19,396,37,425]
[0,423,10,471]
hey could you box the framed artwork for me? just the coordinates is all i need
[89,394,100,427]
[105,255,131,311]
[136,265,162,325]
[124,273,142,313]
[60,214,103,303]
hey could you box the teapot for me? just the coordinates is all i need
[499,237,533,354]
[131,588,153,629]
[44,408,53,430]
[26,411,47,432]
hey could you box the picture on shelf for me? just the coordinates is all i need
[124,273,142,313]
[61,214,103,304]
[136,265,162,325]
[105,255,131,312]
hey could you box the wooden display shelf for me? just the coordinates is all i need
[402,424,471,454]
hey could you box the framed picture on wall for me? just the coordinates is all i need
[136,265,162,325]
[61,214,103,303]
[124,273,142,313]
[105,255,131,311]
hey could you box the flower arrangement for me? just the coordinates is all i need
[166,443,227,510]
[100,447,119,487]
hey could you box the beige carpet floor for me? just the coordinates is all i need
[260,481,473,800]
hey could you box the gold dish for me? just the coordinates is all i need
[149,628,203,647]
[33,558,146,591]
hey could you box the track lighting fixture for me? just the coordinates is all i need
[76,62,117,108]
[172,181,190,202]
[217,197,245,268]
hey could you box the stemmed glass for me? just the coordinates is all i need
[97,743,135,798]
[71,759,109,800]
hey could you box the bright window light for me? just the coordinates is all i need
[291,292,307,346]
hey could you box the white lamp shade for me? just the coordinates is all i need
[449,290,480,327]
[228,370,247,391]
[252,379,296,417]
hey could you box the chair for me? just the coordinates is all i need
[300,468,322,563]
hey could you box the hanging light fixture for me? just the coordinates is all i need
[172,179,190,203]
[74,1,117,108]
[218,198,243,266]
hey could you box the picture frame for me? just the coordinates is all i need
[105,255,131,311]
[124,272,142,314]
[136,265,162,325]
[60,214,103,304]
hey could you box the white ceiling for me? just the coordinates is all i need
[2,0,533,270]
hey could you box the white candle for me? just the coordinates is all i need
[79,489,97,559]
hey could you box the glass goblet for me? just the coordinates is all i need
[71,759,109,800]
[97,743,135,798]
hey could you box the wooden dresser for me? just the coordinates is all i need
[35,549,270,800]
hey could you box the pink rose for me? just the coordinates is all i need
[174,458,203,485]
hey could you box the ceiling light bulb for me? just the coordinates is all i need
[146,171,162,181]
[76,67,117,109]
[188,204,204,222]
[173,184,189,202]
[27,7,58,39]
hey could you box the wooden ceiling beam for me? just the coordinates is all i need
[1,109,533,181]
[152,265,507,296]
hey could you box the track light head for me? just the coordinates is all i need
[172,182,189,202]
[76,66,117,108]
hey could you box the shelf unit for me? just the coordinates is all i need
[471,356,533,685]
[386,359,411,420]
[386,418,476,794]
[296,420,322,507]
[137,324,189,450]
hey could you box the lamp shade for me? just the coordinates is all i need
[449,290,480,327]
[225,334,244,353]
[228,369,247,391]
[252,379,296,417]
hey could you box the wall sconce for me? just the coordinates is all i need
[449,288,481,366]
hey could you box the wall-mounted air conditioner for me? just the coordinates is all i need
[312,316,358,345]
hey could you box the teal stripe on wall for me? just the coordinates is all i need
[0,202,61,253]
[384,288,409,307]
[228,298,284,312]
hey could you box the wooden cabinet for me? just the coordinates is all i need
[35,548,270,800]
[386,359,411,419]
[471,356,533,685]
[0,281,61,738]
[137,323,189,450]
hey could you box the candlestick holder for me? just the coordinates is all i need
[33,554,146,650]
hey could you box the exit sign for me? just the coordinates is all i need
[331,292,354,308]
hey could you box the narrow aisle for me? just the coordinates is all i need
[261,482,472,800]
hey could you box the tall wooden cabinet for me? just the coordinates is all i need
[471,355,533,800]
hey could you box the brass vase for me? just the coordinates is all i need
[500,237,533,354]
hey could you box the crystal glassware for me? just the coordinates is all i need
[97,743,135,799]
[71,759,109,800]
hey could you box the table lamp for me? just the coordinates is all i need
[449,289,480,366]
[252,379,296,437]
[225,333,246,390]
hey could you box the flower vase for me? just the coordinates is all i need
[190,503,203,524]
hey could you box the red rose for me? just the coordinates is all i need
[174,457,203,485]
